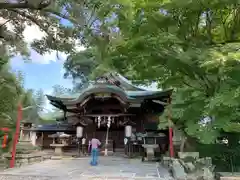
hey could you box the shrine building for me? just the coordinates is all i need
[30,73,173,157]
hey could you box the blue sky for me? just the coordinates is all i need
[10,54,73,111]
[8,22,81,99]
[8,20,157,110]
[10,59,73,94]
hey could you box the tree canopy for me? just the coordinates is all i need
[1,0,240,171]
[1,0,82,61]
[1,0,240,145]
[0,58,22,127]
[63,0,240,143]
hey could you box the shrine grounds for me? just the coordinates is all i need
[0,156,173,180]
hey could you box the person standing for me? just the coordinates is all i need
[81,137,86,155]
[88,140,91,155]
[90,136,101,166]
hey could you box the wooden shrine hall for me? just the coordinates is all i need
[43,73,173,157]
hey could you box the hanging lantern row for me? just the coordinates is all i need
[94,116,132,128]
[107,116,111,128]
[95,116,115,128]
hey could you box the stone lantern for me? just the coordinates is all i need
[76,126,84,156]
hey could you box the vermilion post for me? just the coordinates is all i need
[168,97,174,157]
[169,127,174,157]
[2,134,8,148]
[10,103,22,168]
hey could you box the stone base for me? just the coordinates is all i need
[54,147,63,156]
[0,159,7,170]
[3,152,51,168]
[216,172,240,180]
[51,156,62,160]
[178,152,199,160]
[100,150,114,156]
[171,159,187,180]
[50,144,65,156]
[220,177,240,180]
[162,156,172,167]
[142,145,158,161]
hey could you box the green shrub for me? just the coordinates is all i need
[196,133,240,172]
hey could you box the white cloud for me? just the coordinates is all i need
[74,40,87,52]
[6,22,86,111]
[6,22,86,64]
[23,25,46,43]
[23,25,66,64]
[42,89,54,112]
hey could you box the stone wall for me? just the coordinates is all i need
[162,152,216,180]
[3,153,51,168]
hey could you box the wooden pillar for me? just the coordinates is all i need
[41,132,44,150]
[141,114,144,132]
[19,124,23,141]
[104,116,111,156]
[64,110,66,121]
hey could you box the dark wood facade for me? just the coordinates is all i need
[38,73,172,153]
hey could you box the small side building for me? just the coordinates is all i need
[30,123,78,149]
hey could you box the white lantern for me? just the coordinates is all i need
[107,116,111,128]
[97,116,101,128]
[125,125,132,137]
[76,126,83,138]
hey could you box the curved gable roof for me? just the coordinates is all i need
[46,74,173,111]
[68,84,129,104]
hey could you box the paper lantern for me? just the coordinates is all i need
[125,125,132,137]
[76,126,83,138]
[1,128,9,148]
[2,134,8,148]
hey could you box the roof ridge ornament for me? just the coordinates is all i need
[95,73,121,87]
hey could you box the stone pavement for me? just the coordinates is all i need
[0,157,173,180]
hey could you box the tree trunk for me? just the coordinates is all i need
[179,137,186,152]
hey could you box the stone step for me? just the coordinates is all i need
[115,148,125,152]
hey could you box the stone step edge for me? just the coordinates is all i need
[80,175,169,180]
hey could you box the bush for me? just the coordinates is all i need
[196,133,240,172]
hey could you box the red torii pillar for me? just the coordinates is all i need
[10,103,22,168]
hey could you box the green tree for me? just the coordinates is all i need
[52,84,73,96]
[34,89,45,109]
[0,58,23,127]
[63,0,240,144]
[63,48,100,90]
[0,0,82,62]
[20,88,46,124]
[112,0,240,144]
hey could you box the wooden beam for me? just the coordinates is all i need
[86,104,125,113]
[41,132,44,149]
[152,100,168,105]
[79,96,92,107]
[82,113,135,117]
[111,94,127,105]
